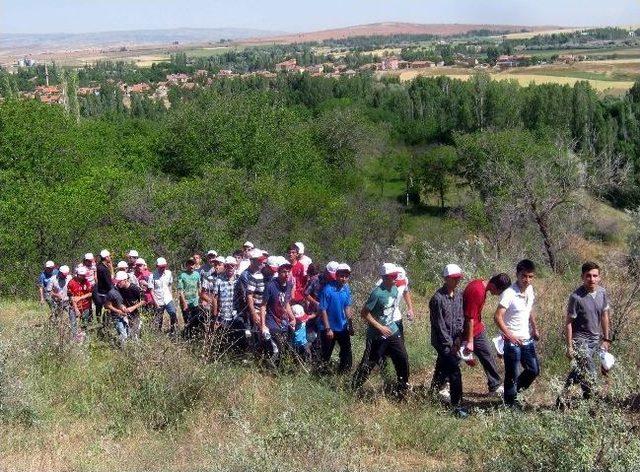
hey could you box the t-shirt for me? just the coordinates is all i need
[263,278,293,333]
[135,269,154,304]
[375,276,410,322]
[118,284,142,315]
[291,260,307,303]
[498,283,535,340]
[68,278,93,312]
[318,281,352,332]
[293,321,307,347]
[38,269,58,298]
[76,262,96,285]
[365,284,399,339]
[105,287,125,310]
[48,274,72,302]
[463,279,488,337]
[178,271,201,308]
[567,285,609,342]
[214,274,238,321]
[96,263,113,294]
[151,269,173,306]
[246,270,265,308]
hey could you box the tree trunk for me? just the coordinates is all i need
[533,209,557,271]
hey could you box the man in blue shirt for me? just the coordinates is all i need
[262,261,295,366]
[38,260,58,310]
[319,263,353,373]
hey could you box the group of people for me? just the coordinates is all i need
[37,241,613,416]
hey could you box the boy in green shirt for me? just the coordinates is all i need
[178,258,202,336]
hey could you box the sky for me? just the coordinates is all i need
[2,0,640,35]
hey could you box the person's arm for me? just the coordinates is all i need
[361,305,392,337]
[529,309,539,340]
[429,296,454,353]
[104,300,127,317]
[285,302,295,328]
[38,286,45,304]
[494,306,522,346]
[465,319,475,352]
[601,308,611,351]
[126,299,146,313]
[177,276,187,310]
[403,290,415,321]
[319,286,333,339]
[565,312,574,359]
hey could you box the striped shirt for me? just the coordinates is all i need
[246,270,265,308]
[215,274,237,321]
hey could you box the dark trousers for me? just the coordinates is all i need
[352,334,409,395]
[320,329,353,373]
[430,350,463,407]
[474,330,502,391]
[504,340,540,405]
[265,331,292,367]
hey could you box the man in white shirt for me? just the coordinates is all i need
[151,257,178,334]
[494,259,541,408]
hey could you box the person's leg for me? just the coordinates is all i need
[386,335,410,396]
[575,342,598,399]
[81,309,91,330]
[430,352,447,392]
[474,331,502,391]
[352,337,382,391]
[68,307,78,337]
[166,301,178,334]
[397,320,404,339]
[335,330,353,373]
[441,352,462,407]
[503,341,521,405]
[130,314,141,341]
[153,306,165,331]
[320,330,337,365]
[517,342,540,393]
[114,317,128,347]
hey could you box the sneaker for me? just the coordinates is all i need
[490,385,504,396]
[453,406,470,419]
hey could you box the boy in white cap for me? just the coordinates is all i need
[429,263,467,417]
[68,266,94,337]
[94,249,114,325]
[49,265,72,320]
[37,260,58,310]
[79,253,97,285]
[150,257,178,334]
[352,263,410,398]
[319,263,353,373]
[127,250,139,272]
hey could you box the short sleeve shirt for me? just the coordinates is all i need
[246,270,265,308]
[567,285,609,342]
[49,274,72,301]
[291,261,307,303]
[118,284,142,315]
[151,269,173,306]
[318,281,352,332]
[105,287,124,308]
[178,271,201,308]
[365,284,399,339]
[463,279,488,337]
[68,278,93,312]
[38,269,58,297]
[498,283,535,339]
[214,274,237,321]
[263,278,292,333]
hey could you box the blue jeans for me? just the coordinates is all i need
[114,316,129,347]
[503,339,540,404]
[154,301,178,332]
[565,340,599,399]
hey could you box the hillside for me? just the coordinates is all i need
[240,21,568,44]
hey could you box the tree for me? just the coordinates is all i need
[456,130,586,271]
[415,145,458,211]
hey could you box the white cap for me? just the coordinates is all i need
[224,256,237,265]
[243,241,254,249]
[396,267,407,281]
[156,257,167,267]
[294,242,305,254]
[100,249,110,258]
[206,250,218,257]
[115,271,129,281]
[45,260,55,268]
[214,256,225,264]
[249,248,264,259]
[84,253,94,261]
[266,256,281,268]
[76,266,88,276]
[443,264,463,279]
[59,265,70,274]
[116,260,128,270]
[326,261,339,273]
[277,256,290,267]
[291,304,305,318]
[127,250,139,258]
[380,262,399,276]
[336,263,351,273]
[135,258,146,266]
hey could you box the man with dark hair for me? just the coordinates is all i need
[494,259,540,408]
[288,243,308,305]
[353,263,410,398]
[318,264,353,373]
[178,258,202,337]
[462,273,511,394]
[557,262,611,405]
[429,264,467,417]
[94,249,114,325]
[262,260,295,366]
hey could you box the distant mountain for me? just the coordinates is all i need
[241,22,569,44]
[0,28,281,53]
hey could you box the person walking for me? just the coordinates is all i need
[352,263,410,398]
[94,249,114,325]
[462,273,512,395]
[494,259,541,408]
[557,261,611,405]
[429,264,468,417]
[151,257,178,334]
[178,257,202,337]
[318,263,353,373]
[261,260,295,367]
[37,260,58,311]
[68,266,94,339]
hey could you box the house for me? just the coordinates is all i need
[195,69,209,77]
[166,73,190,84]
[381,57,400,70]
[495,55,528,68]
[217,69,235,77]
[275,59,298,72]
[410,61,434,69]
[128,83,151,93]
[344,69,357,78]
[77,86,100,96]
[305,64,324,74]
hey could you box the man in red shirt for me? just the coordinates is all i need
[288,243,308,305]
[462,273,511,394]
[68,266,94,338]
